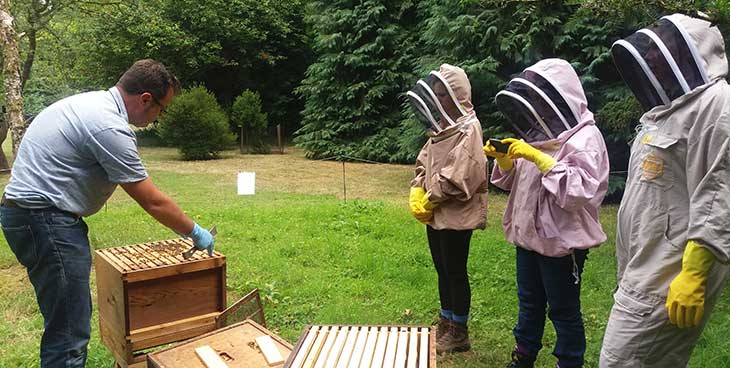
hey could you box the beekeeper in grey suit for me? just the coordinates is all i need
[599,13,730,368]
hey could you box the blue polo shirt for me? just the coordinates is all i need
[4,87,148,216]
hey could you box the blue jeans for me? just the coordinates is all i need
[1,205,91,368]
[513,247,588,367]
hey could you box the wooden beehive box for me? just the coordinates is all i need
[147,319,293,368]
[284,325,436,368]
[95,238,226,367]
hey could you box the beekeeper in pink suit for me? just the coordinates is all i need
[484,58,609,368]
[600,13,730,368]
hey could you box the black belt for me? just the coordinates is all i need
[1,194,20,208]
[1,194,80,219]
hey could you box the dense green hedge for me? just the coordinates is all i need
[8,0,730,195]
[293,0,730,196]
[293,0,418,161]
[156,86,235,160]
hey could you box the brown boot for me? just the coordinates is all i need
[435,315,451,340]
[436,321,470,353]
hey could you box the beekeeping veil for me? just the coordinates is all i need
[495,59,583,143]
[611,13,726,111]
[407,64,472,134]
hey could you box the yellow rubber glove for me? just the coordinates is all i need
[419,191,438,211]
[483,140,514,171]
[409,187,426,215]
[666,240,716,328]
[414,210,433,224]
[409,187,432,224]
[503,138,556,173]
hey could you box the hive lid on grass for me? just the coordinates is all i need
[147,319,293,368]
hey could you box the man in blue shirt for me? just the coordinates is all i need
[0,59,214,367]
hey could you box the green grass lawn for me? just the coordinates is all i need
[0,146,728,367]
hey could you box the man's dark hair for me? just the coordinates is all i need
[116,59,181,100]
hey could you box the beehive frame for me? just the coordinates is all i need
[283,325,436,368]
[216,288,267,329]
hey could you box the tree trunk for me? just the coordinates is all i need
[1,0,27,156]
[0,116,9,170]
[241,127,245,153]
[21,28,37,89]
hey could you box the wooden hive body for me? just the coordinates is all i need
[95,238,226,367]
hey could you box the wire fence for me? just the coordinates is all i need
[307,154,406,202]
[2,149,631,215]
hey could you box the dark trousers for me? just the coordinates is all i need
[1,205,91,368]
[427,226,472,317]
[514,247,588,367]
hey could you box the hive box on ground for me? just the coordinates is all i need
[95,238,226,368]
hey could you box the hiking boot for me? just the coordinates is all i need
[436,321,470,353]
[435,315,451,340]
[506,351,536,368]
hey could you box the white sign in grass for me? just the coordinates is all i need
[237,172,256,195]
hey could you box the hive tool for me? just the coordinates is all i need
[182,226,218,260]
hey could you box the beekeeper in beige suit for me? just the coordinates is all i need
[406,64,488,354]
[600,13,730,367]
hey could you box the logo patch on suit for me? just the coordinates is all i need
[642,153,664,180]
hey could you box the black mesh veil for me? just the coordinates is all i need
[407,72,465,133]
[612,16,710,110]
[495,69,580,142]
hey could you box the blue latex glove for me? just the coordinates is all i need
[187,223,215,256]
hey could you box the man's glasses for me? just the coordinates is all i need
[149,94,167,114]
